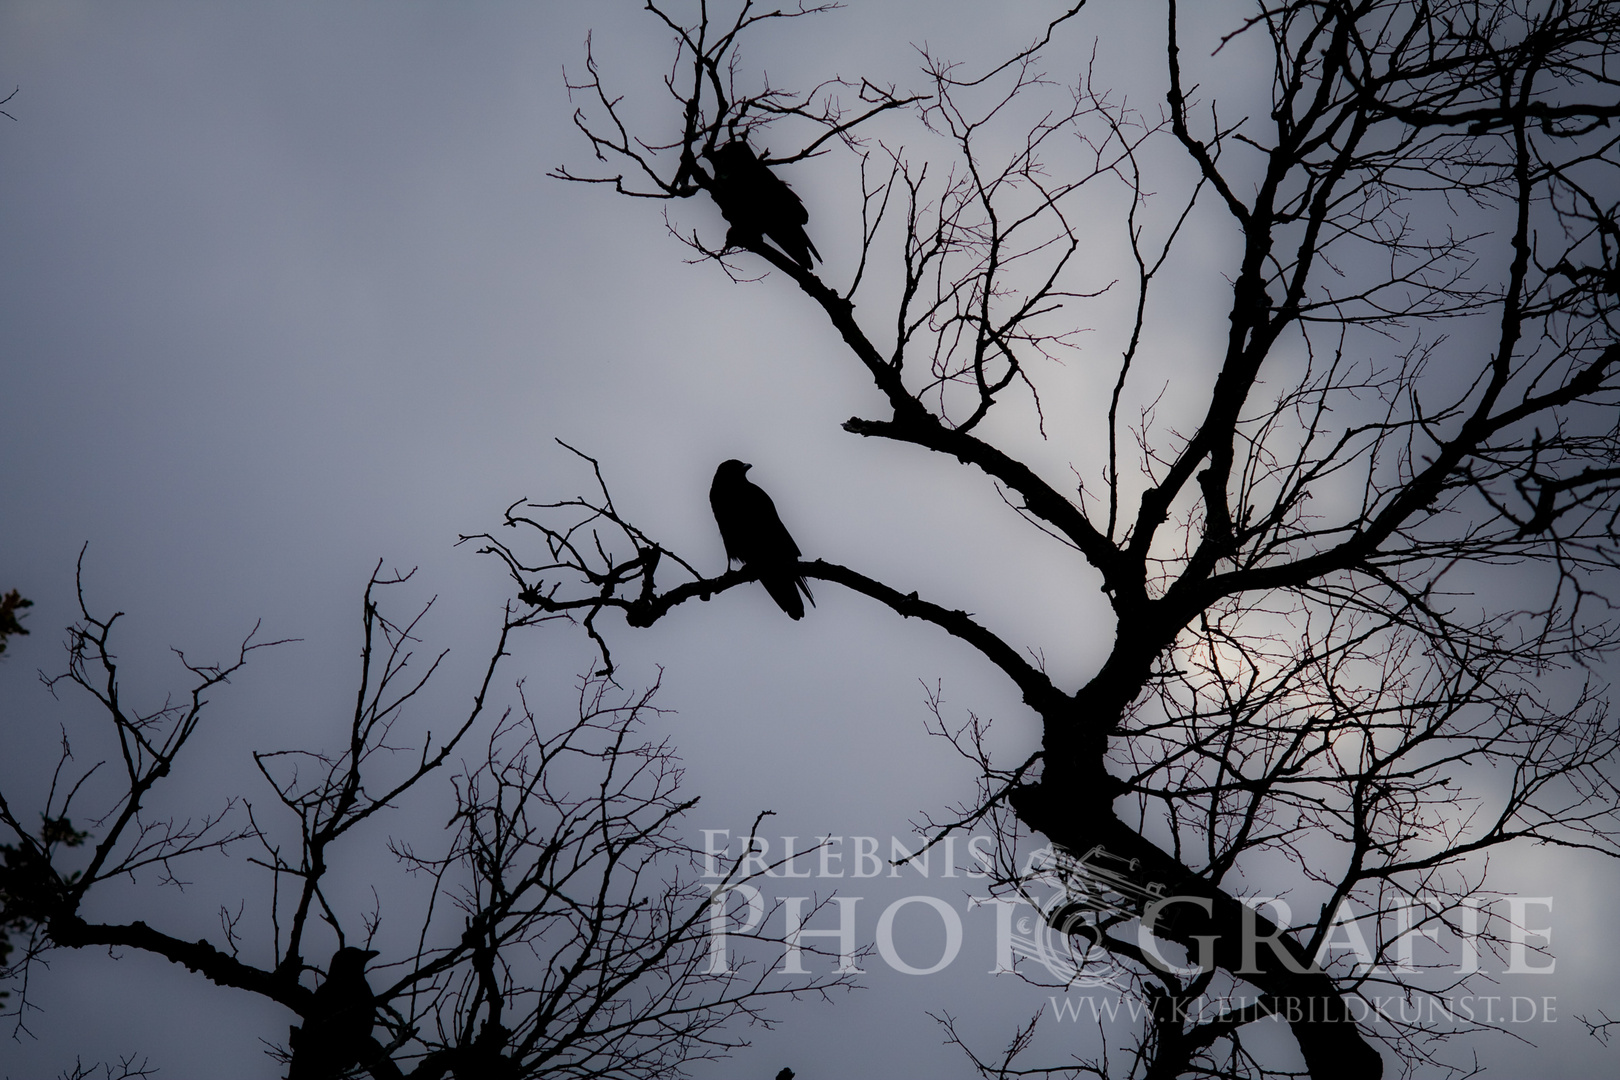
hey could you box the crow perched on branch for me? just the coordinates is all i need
[703,140,820,270]
[710,459,815,620]
[288,946,383,1080]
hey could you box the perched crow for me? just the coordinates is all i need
[704,140,820,270]
[776,1071,796,1080]
[288,947,381,1080]
[710,459,815,620]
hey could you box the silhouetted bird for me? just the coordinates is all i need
[710,459,815,620]
[704,140,820,270]
[288,946,382,1080]
[776,1070,796,1080]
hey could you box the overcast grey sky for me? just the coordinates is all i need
[3,3,1619,1078]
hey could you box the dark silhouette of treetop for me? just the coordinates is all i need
[8,2,1620,1078]
[2,556,849,1077]
[0,589,32,655]
[510,2,1620,1077]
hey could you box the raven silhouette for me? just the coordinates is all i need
[288,946,382,1080]
[710,459,815,620]
[704,141,820,270]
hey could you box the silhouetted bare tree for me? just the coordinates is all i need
[505,2,1620,1077]
[0,553,848,1077]
[0,589,31,656]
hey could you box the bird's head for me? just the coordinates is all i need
[705,140,758,176]
[716,459,753,480]
[329,946,380,974]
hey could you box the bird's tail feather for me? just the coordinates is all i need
[763,574,814,621]
[772,227,819,270]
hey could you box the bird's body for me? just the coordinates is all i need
[704,141,820,270]
[710,459,815,620]
[288,947,381,1080]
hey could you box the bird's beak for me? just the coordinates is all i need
[742,463,752,471]
[362,949,380,960]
